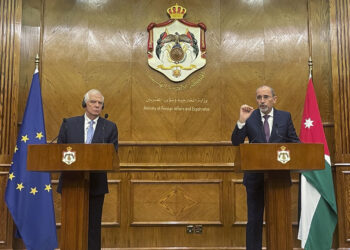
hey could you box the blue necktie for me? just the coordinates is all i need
[263,115,270,142]
[86,120,95,144]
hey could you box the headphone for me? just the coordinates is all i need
[82,98,104,110]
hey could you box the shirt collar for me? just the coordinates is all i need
[84,113,99,124]
[260,108,274,118]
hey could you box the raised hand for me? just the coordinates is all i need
[239,104,254,123]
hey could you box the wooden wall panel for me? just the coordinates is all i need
[101,171,243,249]
[221,0,309,140]
[330,0,350,247]
[0,0,21,248]
[330,0,350,163]
[310,0,333,123]
[231,179,246,225]
[0,0,338,249]
[0,169,13,248]
[0,0,21,163]
[39,0,319,142]
[102,181,121,226]
[336,166,350,247]
[131,180,222,225]
[18,0,41,121]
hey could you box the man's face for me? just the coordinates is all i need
[85,93,103,119]
[256,86,277,114]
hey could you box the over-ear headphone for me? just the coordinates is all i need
[82,98,104,110]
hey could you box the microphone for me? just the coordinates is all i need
[104,113,109,119]
[49,118,67,143]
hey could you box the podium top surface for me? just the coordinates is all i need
[235,143,325,171]
[27,143,119,172]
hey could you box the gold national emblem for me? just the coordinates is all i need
[62,146,76,165]
[277,146,290,164]
[147,4,207,82]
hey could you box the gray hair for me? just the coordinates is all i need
[83,89,104,103]
[256,85,276,97]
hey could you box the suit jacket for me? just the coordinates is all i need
[57,115,118,195]
[231,108,300,187]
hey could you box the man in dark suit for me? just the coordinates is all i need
[231,85,299,250]
[57,89,118,250]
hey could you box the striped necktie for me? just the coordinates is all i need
[263,115,270,142]
[86,120,95,144]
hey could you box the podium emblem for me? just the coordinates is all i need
[62,146,76,165]
[277,146,290,164]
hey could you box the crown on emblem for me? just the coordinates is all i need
[167,3,186,19]
[280,146,286,151]
[66,146,72,151]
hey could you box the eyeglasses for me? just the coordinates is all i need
[256,95,272,101]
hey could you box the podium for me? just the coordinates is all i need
[27,144,119,250]
[235,143,324,250]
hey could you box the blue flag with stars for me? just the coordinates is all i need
[5,71,58,250]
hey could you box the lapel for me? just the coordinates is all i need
[270,108,280,142]
[251,109,266,142]
[77,115,85,143]
[91,117,103,143]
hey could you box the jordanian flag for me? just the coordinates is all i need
[297,78,338,249]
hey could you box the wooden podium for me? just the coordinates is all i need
[27,144,119,250]
[235,143,324,250]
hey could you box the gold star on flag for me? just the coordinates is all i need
[21,135,29,143]
[36,132,44,140]
[16,183,24,191]
[14,145,18,153]
[8,172,15,181]
[44,184,52,192]
[30,187,38,195]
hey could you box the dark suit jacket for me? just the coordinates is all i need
[57,115,118,195]
[231,108,300,187]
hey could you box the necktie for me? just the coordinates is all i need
[263,115,270,142]
[86,120,95,144]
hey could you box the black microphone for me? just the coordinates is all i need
[104,113,109,119]
[49,118,67,143]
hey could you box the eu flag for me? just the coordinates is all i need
[5,71,58,250]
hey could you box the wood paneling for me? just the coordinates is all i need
[330,0,350,247]
[75,145,303,249]
[0,0,341,248]
[39,0,315,143]
[336,165,350,247]
[131,180,222,225]
[0,168,13,248]
[330,0,350,162]
[0,0,21,248]
[0,0,21,163]
[18,0,41,121]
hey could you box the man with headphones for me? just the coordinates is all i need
[57,89,118,250]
